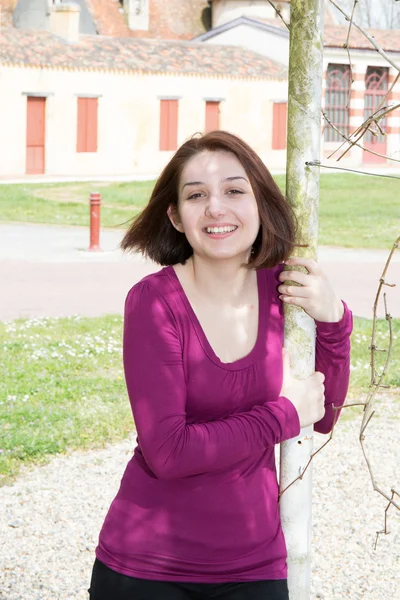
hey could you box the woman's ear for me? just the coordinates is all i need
[167,205,184,233]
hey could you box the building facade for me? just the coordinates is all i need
[0,0,399,178]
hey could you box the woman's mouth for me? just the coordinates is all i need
[203,225,238,235]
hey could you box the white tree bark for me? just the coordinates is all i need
[279,1,325,599]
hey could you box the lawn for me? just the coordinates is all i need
[0,314,398,482]
[0,174,399,249]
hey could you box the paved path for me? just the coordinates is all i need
[1,223,399,321]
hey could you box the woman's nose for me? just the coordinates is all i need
[205,194,226,218]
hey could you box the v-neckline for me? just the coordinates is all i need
[165,265,266,371]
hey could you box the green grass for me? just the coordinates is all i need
[0,314,398,482]
[0,180,153,229]
[0,315,131,484]
[0,174,399,248]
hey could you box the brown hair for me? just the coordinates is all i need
[120,130,297,269]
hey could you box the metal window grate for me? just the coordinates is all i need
[324,64,351,142]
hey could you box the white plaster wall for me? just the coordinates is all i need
[0,65,288,178]
[202,24,289,65]
[212,0,288,28]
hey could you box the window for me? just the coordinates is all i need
[364,67,388,144]
[324,64,350,142]
[77,97,98,153]
[205,101,220,132]
[272,102,287,150]
[159,99,178,151]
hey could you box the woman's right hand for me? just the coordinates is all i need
[280,350,325,428]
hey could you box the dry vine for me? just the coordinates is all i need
[326,102,400,162]
[280,236,400,544]
[266,0,400,540]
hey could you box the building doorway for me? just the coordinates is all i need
[26,96,46,174]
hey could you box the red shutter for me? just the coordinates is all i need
[272,102,287,150]
[205,101,220,132]
[77,97,87,152]
[160,99,178,151]
[86,98,98,152]
[26,97,46,174]
[77,97,98,152]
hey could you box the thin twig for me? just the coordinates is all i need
[343,0,358,107]
[305,161,400,180]
[322,111,400,163]
[359,237,400,544]
[375,72,400,118]
[375,490,400,549]
[328,103,400,161]
[328,0,400,72]
[265,0,290,30]
[279,237,400,541]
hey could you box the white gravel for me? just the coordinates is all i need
[1,395,399,600]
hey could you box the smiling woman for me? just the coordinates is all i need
[120,130,297,269]
[89,131,353,600]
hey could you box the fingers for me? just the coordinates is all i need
[278,270,310,286]
[278,285,310,299]
[284,257,321,275]
[278,295,310,308]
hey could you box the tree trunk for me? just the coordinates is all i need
[279,1,325,599]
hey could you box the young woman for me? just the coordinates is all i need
[89,131,352,600]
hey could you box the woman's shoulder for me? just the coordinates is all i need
[124,267,178,317]
[126,267,171,299]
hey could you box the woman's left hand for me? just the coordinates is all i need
[277,257,344,323]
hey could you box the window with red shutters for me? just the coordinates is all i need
[159,99,178,151]
[205,101,220,132]
[77,97,98,153]
[272,102,287,150]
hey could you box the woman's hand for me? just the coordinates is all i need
[280,350,325,428]
[277,257,344,323]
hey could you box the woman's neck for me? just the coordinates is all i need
[184,256,255,308]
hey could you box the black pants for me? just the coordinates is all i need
[89,559,289,600]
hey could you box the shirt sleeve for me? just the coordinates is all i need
[123,281,300,480]
[313,301,353,434]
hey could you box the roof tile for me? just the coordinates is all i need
[0,27,287,79]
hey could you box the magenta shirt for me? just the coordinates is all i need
[96,265,352,582]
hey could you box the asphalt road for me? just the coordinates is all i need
[1,223,399,321]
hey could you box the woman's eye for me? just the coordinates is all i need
[227,189,244,195]
[187,192,204,200]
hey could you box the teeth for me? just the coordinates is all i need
[206,226,237,234]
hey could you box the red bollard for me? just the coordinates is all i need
[89,192,101,251]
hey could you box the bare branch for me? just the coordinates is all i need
[322,110,400,163]
[328,0,400,72]
[327,103,400,161]
[266,0,290,29]
[280,236,400,540]
[343,0,358,107]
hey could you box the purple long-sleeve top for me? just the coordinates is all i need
[96,264,352,582]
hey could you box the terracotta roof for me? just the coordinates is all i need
[87,0,210,40]
[324,25,400,53]
[0,27,287,79]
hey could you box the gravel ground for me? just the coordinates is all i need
[1,396,399,600]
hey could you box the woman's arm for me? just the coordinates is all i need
[277,258,353,434]
[123,281,300,480]
[314,302,352,433]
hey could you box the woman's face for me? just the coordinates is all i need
[169,151,260,264]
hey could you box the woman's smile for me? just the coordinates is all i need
[170,150,260,263]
